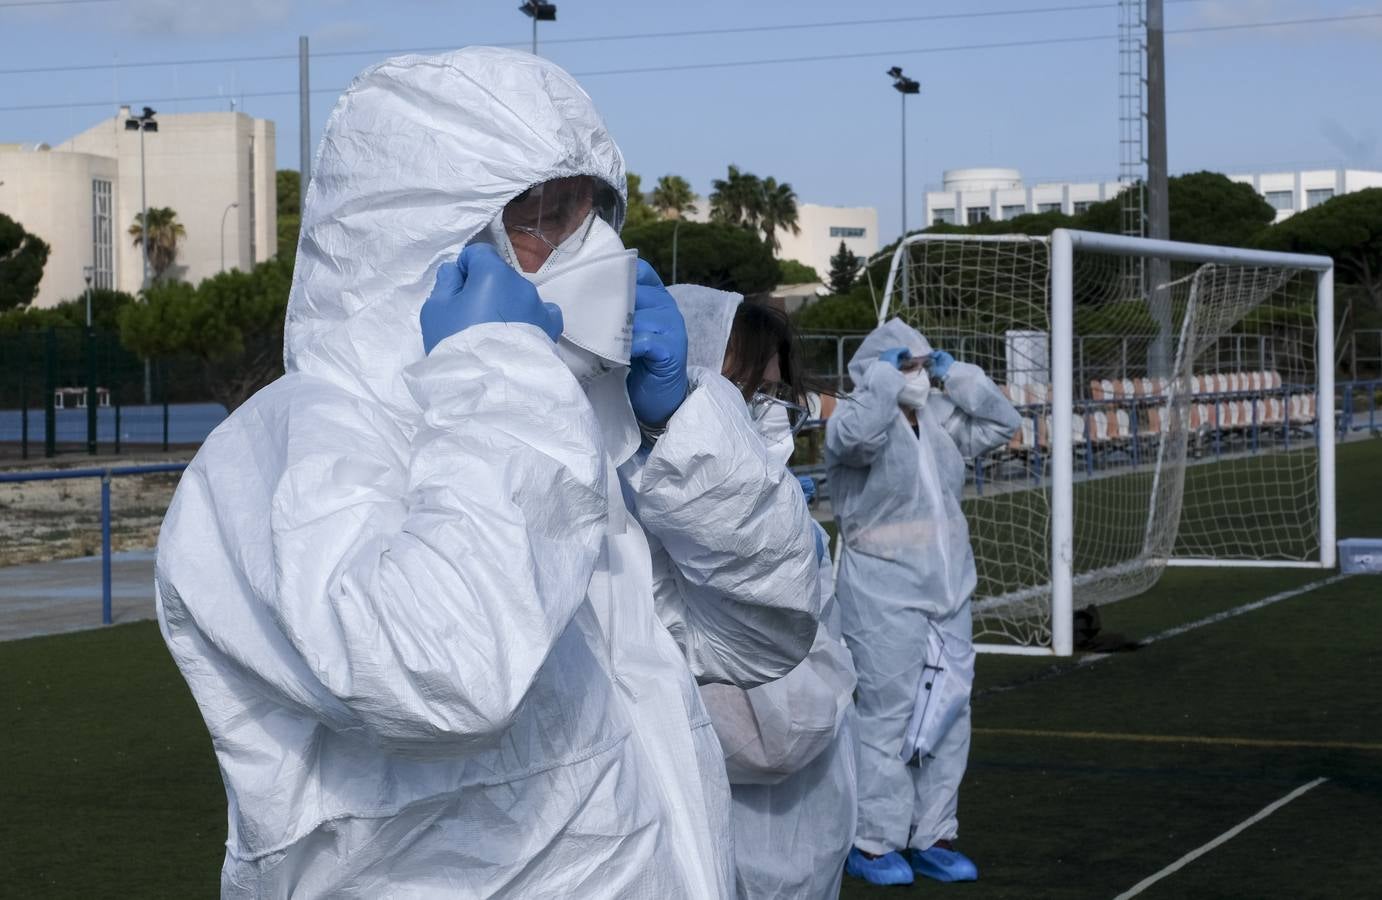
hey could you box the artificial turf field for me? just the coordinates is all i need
[2,440,1379,898]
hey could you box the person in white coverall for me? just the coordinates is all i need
[154,47,820,899]
[674,290,859,900]
[828,318,1020,887]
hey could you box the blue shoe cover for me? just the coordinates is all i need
[845,848,914,886]
[908,845,979,882]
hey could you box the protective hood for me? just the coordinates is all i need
[847,318,934,384]
[669,284,742,374]
[284,47,627,418]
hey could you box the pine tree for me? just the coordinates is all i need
[827,241,858,294]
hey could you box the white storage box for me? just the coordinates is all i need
[1338,539,1382,575]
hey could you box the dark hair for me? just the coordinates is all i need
[722,301,832,405]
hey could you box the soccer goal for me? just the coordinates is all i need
[876,230,1336,656]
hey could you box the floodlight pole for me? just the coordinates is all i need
[519,2,556,55]
[1146,0,1172,377]
[889,67,920,312]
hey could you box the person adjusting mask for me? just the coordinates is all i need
[155,47,819,899]
[671,288,860,900]
[828,318,1020,888]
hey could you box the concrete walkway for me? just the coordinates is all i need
[0,550,156,642]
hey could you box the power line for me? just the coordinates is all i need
[0,0,115,7]
[3,11,1378,113]
[0,0,1209,76]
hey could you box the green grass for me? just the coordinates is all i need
[1,440,1379,898]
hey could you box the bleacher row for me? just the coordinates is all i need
[998,370,1318,453]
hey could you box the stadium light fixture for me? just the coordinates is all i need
[519,1,557,54]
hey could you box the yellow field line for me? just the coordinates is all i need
[974,727,1382,752]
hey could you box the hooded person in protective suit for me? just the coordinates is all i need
[827,318,1020,887]
[673,287,859,900]
[154,47,821,898]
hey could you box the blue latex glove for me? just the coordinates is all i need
[927,349,956,382]
[797,475,817,504]
[627,260,689,425]
[419,244,563,355]
[813,527,827,562]
[877,347,913,370]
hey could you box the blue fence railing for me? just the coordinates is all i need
[0,464,187,625]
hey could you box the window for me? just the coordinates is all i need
[1071,200,1094,214]
[1306,188,1334,209]
[1264,190,1294,211]
[1037,202,1062,214]
[91,179,113,289]
[830,226,866,238]
[1001,204,1027,220]
[966,207,991,225]
[932,207,956,225]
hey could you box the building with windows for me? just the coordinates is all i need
[774,203,879,283]
[1226,170,1382,222]
[0,107,275,308]
[923,166,1382,231]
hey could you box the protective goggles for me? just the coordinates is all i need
[748,383,811,436]
[503,175,620,257]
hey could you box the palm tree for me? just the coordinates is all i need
[651,174,697,220]
[759,177,800,253]
[129,207,187,282]
[709,165,763,229]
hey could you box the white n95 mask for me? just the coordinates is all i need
[478,212,637,383]
[753,403,796,468]
[898,369,931,409]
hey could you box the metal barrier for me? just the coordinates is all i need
[0,463,187,625]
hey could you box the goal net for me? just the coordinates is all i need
[876,231,1334,654]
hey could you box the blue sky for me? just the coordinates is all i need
[3,0,1379,241]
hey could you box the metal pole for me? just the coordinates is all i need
[299,36,311,190]
[220,202,237,271]
[86,327,98,455]
[1050,230,1076,657]
[139,127,149,289]
[1317,267,1336,568]
[1146,0,1172,378]
[44,327,56,458]
[672,219,681,283]
[900,91,910,310]
[532,15,538,54]
[101,472,113,625]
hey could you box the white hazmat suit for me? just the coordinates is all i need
[672,285,859,900]
[155,47,820,899]
[826,318,1019,856]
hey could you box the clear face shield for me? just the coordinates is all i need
[475,176,636,379]
[500,176,620,274]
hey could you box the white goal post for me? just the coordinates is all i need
[874,229,1335,657]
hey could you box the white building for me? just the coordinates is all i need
[0,107,275,308]
[1226,170,1382,222]
[775,203,879,284]
[923,166,1382,230]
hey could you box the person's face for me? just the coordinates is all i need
[721,351,781,397]
[503,176,596,273]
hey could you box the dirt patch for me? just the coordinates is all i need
[0,458,188,567]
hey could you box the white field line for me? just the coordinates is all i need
[1085,572,1353,663]
[1112,777,1329,899]
[976,574,1350,696]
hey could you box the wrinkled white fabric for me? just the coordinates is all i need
[700,525,858,900]
[157,46,818,899]
[826,318,1019,855]
[668,286,855,898]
